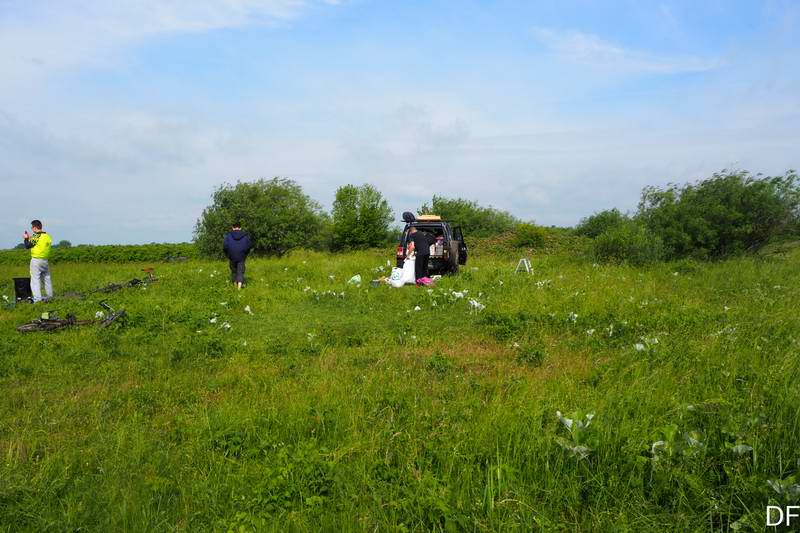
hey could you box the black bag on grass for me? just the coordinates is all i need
[13,277,33,303]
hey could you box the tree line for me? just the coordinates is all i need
[193,179,526,258]
[575,169,800,264]
[193,169,799,262]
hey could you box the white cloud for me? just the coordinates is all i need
[1,87,798,246]
[533,27,722,74]
[0,0,327,96]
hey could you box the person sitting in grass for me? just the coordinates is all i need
[23,219,54,303]
[223,222,252,289]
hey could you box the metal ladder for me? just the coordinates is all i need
[515,258,532,274]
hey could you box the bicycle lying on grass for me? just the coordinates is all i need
[92,268,157,294]
[16,301,126,333]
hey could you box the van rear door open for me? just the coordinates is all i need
[453,226,467,265]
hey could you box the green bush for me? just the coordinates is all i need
[331,184,393,250]
[575,208,629,238]
[638,169,800,259]
[592,221,664,265]
[511,223,546,248]
[194,178,326,258]
[417,196,519,237]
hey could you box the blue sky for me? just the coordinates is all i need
[1,0,798,246]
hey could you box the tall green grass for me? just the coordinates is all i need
[0,248,798,531]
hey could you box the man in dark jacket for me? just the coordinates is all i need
[223,222,252,289]
[408,226,435,282]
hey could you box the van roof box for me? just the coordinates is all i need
[416,214,442,221]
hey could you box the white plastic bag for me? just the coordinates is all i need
[389,267,404,288]
[401,258,416,285]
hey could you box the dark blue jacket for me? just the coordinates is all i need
[223,230,252,262]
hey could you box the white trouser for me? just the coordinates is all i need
[30,258,53,303]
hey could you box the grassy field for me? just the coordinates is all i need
[1,247,799,531]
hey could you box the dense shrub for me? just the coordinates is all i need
[417,196,519,237]
[0,243,196,264]
[467,227,589,258]
[638,170,800,259]
[591,221,664,265]
[331,184,393,250]
[194,178,326,258]
[511,223,546,248]
[575,208,629,238]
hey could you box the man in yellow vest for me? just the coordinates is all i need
[23,219,53,303]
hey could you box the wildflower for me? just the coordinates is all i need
[303,286,311,292]
[568,312,578,323]
[95,311,105,319]
[221,322,231,330]
[650,440,666,455]
[220,302,228,307]
[731,444,752,456]
[244,305,253,315]
[413,306,421,311]
[558,413,572,430]
[209,317,218,324]
[672,272,679,276]
[724,306,730,312]
[468,299,485,312]
[685,434,702,448]
[2,295,9,302]
[242,341,248,347]
[586,329,595,336]
[634,343,646,352]
[452,291,465,299]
